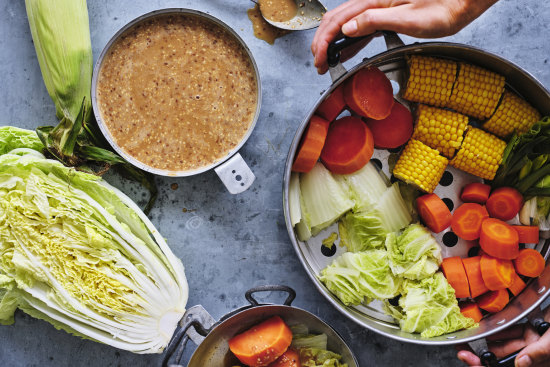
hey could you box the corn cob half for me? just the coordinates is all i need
[483,90,541,138]
[412,104,469,158]
[393,139,449,193]
[403,55,457,107]
[448,63,505,120]
[450,127,506,180]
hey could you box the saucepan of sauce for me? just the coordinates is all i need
[91,9,261,194]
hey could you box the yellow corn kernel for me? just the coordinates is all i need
[448,63,505,120]
[393,139,449,193]
[403,56,457,107]
[483,90,541,138]
[450,127,506,180]
[412,104,469,158]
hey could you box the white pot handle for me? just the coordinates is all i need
[214,153,255,194]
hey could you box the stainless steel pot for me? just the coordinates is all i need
[161,285,359,367]
[282,32,550,366]
[91,9,261,194]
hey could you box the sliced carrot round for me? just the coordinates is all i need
[416,193,452,233]
[344,66,394,120]
[268,348,301,367]
[316,86,346,122]
[461,183,491,204]
[512,226,540,244]
[514,249,545,278]
[477,289,509,313]
[463,256,490,298]
[479,218,519,260]
[364,101,413,149]
[292,115,330,173]
[508,271,527,296]
[442,257,471,298]
[480,255,515,290]
[460,302,483,323]
[451,203,489,240]
[320,116,374,174]
[486,187,523,221]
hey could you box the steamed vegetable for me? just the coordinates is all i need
[0,145,187,353]
[334,161,387,213]
[451,203,489,241]
[514,249,545,277]
[461,183,491,204]
[338,211,386,252]
[316,86,346,122]
[344,66,394,120]
[299,348,347,367]
[512,225,539,244]
[416,193,452,233]
[364,101,413,149]
[441,257,470,298]
[509,272,527,296]
[268,348,301,367]
[479,218,519,260]
[292,116,330,173]
[460,303,483,323]
[486,187,523,221]
[478,289,509,313]
[480,255,515,290]
[462,256,489,298]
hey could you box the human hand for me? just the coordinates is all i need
[457,308,550,367]
[311,0,498,74]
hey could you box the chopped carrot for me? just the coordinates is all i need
[508,272,527,296]
[477,289,509,313]
[316,86,346,122]
[292,115,330,173]
[320,116,374,174]
[480,255,515,290]
[364,101,413,149]
[451,203,489,240]
[416,193,452,233]
[461,183,491,204]
[344,66,394,120]
[460,302,483,323]
[479,218,519,260]
[268,348,301,367]
[463,256,490,298]
[486,187,523,221]
[442,257,471,298]
[512,226,540,244]
[228,316,293,367]
[514,249,545,278]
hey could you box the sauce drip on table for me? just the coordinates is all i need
[247,4,291,44]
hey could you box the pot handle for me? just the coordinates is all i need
[214,153,255,194]
[245,285,297,306]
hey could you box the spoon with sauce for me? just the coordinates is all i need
[255,0,326,30]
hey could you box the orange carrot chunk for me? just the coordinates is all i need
[508,271,527,296]
[460,302,483,323]
[228,316,293,367]
[486,187,523,221]
[292,115,330,173]
[463,256,490,298]
[320,116,374,174]
[268,348,302,367]
[480,255,515,290]
[461,183,491,204]
[477,289,509,313]
[364,101,413,149]
[316,86,346,122]
[416,193,452,233]
[514,249,545,278]
[442,257,471,298]
[344,66,394,120]
[512,226,540,244]
[479,218,520,260]
[451,203,489,240]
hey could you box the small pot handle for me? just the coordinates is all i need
[245,285,297,306]
[214,153,255,194]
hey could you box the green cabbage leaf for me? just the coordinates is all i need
[299,347,348,367]
[338,210,386,252]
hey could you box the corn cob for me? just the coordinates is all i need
[448,63,505,120]
[412,104,468,158]
[403,56,457,107]
[450,127,506,180]
[393,139,449,193]
[483,90,541,138]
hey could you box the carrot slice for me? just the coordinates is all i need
[316,86,346,122]
[514,248,545,278]
[228,316,293,367]
[292,115,330,173]
[364,101,413,149]
[479,218,520,260]
[463,256,490,298]
[320,116,374,174]
[268,348,301,367]
[416,193,452,233]
[344,66,394,120]
[512,226,540,244]
[477,289,509,313]
[460,302,483,323]
[508,271,527,296]
[480,255,515,290]
[486,187,523,221]
[442,257,471,298]
[451,203,489,240]
[461,183,491,204]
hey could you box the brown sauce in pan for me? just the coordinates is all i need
[97,14,257,172]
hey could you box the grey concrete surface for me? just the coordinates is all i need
[0,0,549,366]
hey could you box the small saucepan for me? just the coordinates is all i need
[161,285,359,367]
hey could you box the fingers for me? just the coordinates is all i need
[515,328,550,367]
[456,350,482,366]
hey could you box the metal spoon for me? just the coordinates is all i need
[253,0,326,30]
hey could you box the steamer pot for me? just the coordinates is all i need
[282,32,550,366]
